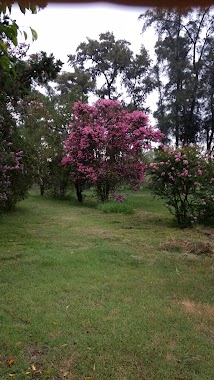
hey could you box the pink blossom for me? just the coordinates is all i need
[182,169,189,176]
[62,99,163,191]
[113,192,126,203]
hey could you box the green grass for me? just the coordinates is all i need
[0,188,213,380]
[98,201,134,214]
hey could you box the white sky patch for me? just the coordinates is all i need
[11,3,156,68]
[10,3,158,123]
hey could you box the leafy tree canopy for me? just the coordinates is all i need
[68,31,133,100]
[140,6,214,151]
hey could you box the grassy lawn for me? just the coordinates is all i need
[0,189,213,380]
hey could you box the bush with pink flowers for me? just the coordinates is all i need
[0,128,34,211]
[149,146,214,227]
[112,192,127,203]
[62,99,163,202]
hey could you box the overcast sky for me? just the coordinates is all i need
[10,3,158,117]
[11,2,156,70]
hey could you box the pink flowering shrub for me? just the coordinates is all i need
[112,192,127,203]
[149,146,214,227]
[0,128,34,211]
[62,99,163,202]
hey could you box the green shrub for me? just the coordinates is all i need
[98,201,134,214]
[149,146,214,227]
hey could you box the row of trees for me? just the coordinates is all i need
[0,3,64,209]
[0,4,214,212]
[67,7,214,151]
[141,8,214,151]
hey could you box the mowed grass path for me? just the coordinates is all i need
[0,190,213,380]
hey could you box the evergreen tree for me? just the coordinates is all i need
[140,7,214,148]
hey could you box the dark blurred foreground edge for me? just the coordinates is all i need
[7,0,214,9]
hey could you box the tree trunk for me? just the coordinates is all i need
[75,182,83,203]
[40,178,44,196]
[96,182,110,202]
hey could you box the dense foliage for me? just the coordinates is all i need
[62,99,163,202]
[0,130,24,210]
[149,146,214,227]
[140,7,214,151]
[68,31,154,111]
[0,3,64,210]
[1,4,214,213]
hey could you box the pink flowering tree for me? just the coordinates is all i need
[0,135,23,210]
[62,99,163,202]
[0,126,34,211]
[149,146,214,227]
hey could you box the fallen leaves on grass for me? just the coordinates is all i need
[31,363,36,371]
[7,358,14,366]
[59,353,79,380]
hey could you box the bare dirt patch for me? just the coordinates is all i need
[61,216,77,222]
[73,226,113,239]
[166,353,177,363]
[203,229,214,239]
[58,355,77,380]
[160,239,214,256]
[180,300,214,319]
[74,226,133,245]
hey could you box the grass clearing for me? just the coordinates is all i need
[0,188,213,379]
[98,201,134,214]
